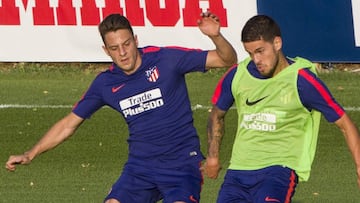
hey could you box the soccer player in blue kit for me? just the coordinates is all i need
[202,15,360,203]
[5,12,237,203]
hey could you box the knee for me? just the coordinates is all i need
[104,199,120,203]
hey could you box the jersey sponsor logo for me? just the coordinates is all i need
[245,95,268,106]
[112,84,125,93]
[145,66,160,82]
[120,88,164,117]
[240,113,276,131]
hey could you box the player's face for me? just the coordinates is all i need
[102,29,141,75]
[243,37,282,77]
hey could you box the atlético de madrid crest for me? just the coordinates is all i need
[145,66,160,82]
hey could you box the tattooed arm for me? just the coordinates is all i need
[203,105,227,179]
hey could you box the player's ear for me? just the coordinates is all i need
[273,36,282,51]
[134,34,139,46]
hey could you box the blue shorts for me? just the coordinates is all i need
[217,166,298,203]
[104,162,203,203]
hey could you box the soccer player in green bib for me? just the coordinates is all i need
[203,15,360,202]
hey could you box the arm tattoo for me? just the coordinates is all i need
[207,107,226,158]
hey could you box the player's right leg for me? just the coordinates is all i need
[217,169,252,202]
[253,166,298,203]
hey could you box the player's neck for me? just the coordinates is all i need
[273,54,289,77]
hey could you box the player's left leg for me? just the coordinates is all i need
[104,198,120,203]
[158,162,203,203]
[252,166,298,203]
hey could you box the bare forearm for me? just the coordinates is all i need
[342,122,360,171]
[210,33,237,66]
[207,108,226,159]
[336,113,360,187]
[26,122,76,160]
[26,113,82,161]
[207,124,223,159]
[198,11,237,68]
[203,106,227,179]
[6,113,83,171]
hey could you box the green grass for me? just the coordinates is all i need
[1,64,360,202]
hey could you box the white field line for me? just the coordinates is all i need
[0,104,73,109]
[1,104,360,112]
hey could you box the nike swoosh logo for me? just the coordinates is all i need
[245,95,268,106]
[265,196,280,202]
[112,84,125,93]
[189,195,198,203]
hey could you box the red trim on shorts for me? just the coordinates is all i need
[285,170,297,203]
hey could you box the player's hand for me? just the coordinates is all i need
[197,11,221,38]
[5,154,31,171]
[201,157,221,179]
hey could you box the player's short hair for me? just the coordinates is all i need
[241,15,281,43]
[98,14,134,44]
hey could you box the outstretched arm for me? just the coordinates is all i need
[6,112,84,171]
[203,105,227,179]
[335,113,360,188]
[197,12,237,69]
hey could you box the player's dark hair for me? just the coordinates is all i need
[98,14,134,44]
[241,15,281,43]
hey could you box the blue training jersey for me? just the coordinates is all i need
[212,59,345,122]
[73,46,208,168]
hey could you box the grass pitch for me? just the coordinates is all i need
[0,63,360,202]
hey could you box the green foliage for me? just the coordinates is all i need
[0,65,359,202]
